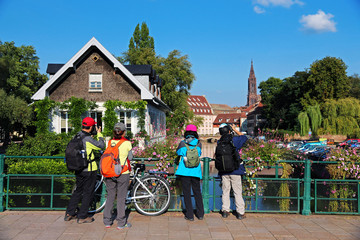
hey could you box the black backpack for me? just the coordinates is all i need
[65,133,88,171]
[215,135,241,173]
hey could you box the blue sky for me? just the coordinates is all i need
[1,0,360,107]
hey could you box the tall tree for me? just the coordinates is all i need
[348,74,360,99]
[0,41,48,103]
[258,77,283,129]
[0,89,32,145]
[120,22,156,65]
[119,23,197,134]
[157,50,196,133]
[303,56,349,105]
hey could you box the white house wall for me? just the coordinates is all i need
[146,104,166,142]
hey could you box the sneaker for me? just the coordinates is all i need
[105,225,111,229]
[221,211,230,218]
[77,217,94,224]
[236,213,246,220]
[184,216,194,221]
[117,223,132,230]
[64,213,76,221]
[197,216,204,220]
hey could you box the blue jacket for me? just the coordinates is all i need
[175,138,202,179]
[218,135,248,176]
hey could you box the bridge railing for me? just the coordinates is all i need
[0,154,359,215]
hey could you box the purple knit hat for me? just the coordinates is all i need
[185,124,197,132]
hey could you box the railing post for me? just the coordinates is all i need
[202,157,210,214]
[100,182,107,210]
[302,159,311,215]
[0,154,4,212]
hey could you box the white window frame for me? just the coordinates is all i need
[119,111,132,132]
[60,111,72,133]
[89,73,103,92]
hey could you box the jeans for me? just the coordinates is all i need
[66,170,97,219]
[180,176,204,219]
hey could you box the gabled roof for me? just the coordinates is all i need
[32,37,159,103]
[46,64,64,75]
[213,113,247,125]
[187,95,213,115]
[210,104,233,110]
[124,65,153,75]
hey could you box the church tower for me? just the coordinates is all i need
[247,60,258,106]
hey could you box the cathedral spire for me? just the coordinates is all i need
[247,60,258,106]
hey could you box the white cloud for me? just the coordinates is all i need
[254,6,266,14]
[300,10,337,33]
[253,0,304,8]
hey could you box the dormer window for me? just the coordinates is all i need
[89,73,102,92]
[219,118,222,122]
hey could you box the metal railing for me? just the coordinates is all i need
[0,154,359,215]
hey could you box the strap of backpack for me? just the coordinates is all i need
[111,138,127,159]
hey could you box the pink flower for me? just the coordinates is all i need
[152,152,156,155]
[331,190,336,194]
[260,145,265,148]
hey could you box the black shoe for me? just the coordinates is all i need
[184,216,194,221]
[236,213,246,220]
[221,211,230,218]
[77,217,94,224]
[197,216,204,220]
[64,213,76,221]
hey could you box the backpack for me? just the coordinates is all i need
[215,135,241,173]
[65,133,88,171]
[184,143,200,168]
[100,139,130,178]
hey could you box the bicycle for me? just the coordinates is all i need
[88,161,171,216]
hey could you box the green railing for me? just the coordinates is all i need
[0,154,359,215]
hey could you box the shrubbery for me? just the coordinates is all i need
[5,132,72,173]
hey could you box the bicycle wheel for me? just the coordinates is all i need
[88,173,107,214]
[133,175,171,216]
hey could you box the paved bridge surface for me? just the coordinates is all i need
[0,211,359,240]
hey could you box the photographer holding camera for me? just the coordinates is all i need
[65,117,105,224]
[215,123,247,220]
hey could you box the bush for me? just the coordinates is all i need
[7,158,69,175]
[5,132,72,167]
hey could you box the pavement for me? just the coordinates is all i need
[0,211,359,240]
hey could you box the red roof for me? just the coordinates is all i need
[187,95,213,115]
[213,113,246,125]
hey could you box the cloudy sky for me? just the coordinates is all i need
[1,0,359,107]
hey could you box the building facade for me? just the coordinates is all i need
[187,95,216,136]
[213,113,247,135]
[32,37,169,140]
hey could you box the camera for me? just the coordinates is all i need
[90,125,98,135]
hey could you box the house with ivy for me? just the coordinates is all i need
[32,37,169,140]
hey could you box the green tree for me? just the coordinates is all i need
[120,22,156,65]
[0,41,48,103]
[119,23,197,134]
[258,77,283,129]
[303,56,349,105]
[348,74,360,99]
[0,89,32,145]
[278,71,310,130]
[320,98,360,137]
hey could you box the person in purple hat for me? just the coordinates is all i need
[175,124,204,221]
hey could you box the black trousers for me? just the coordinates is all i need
[180,176,204,219]
[66,171,97,219]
